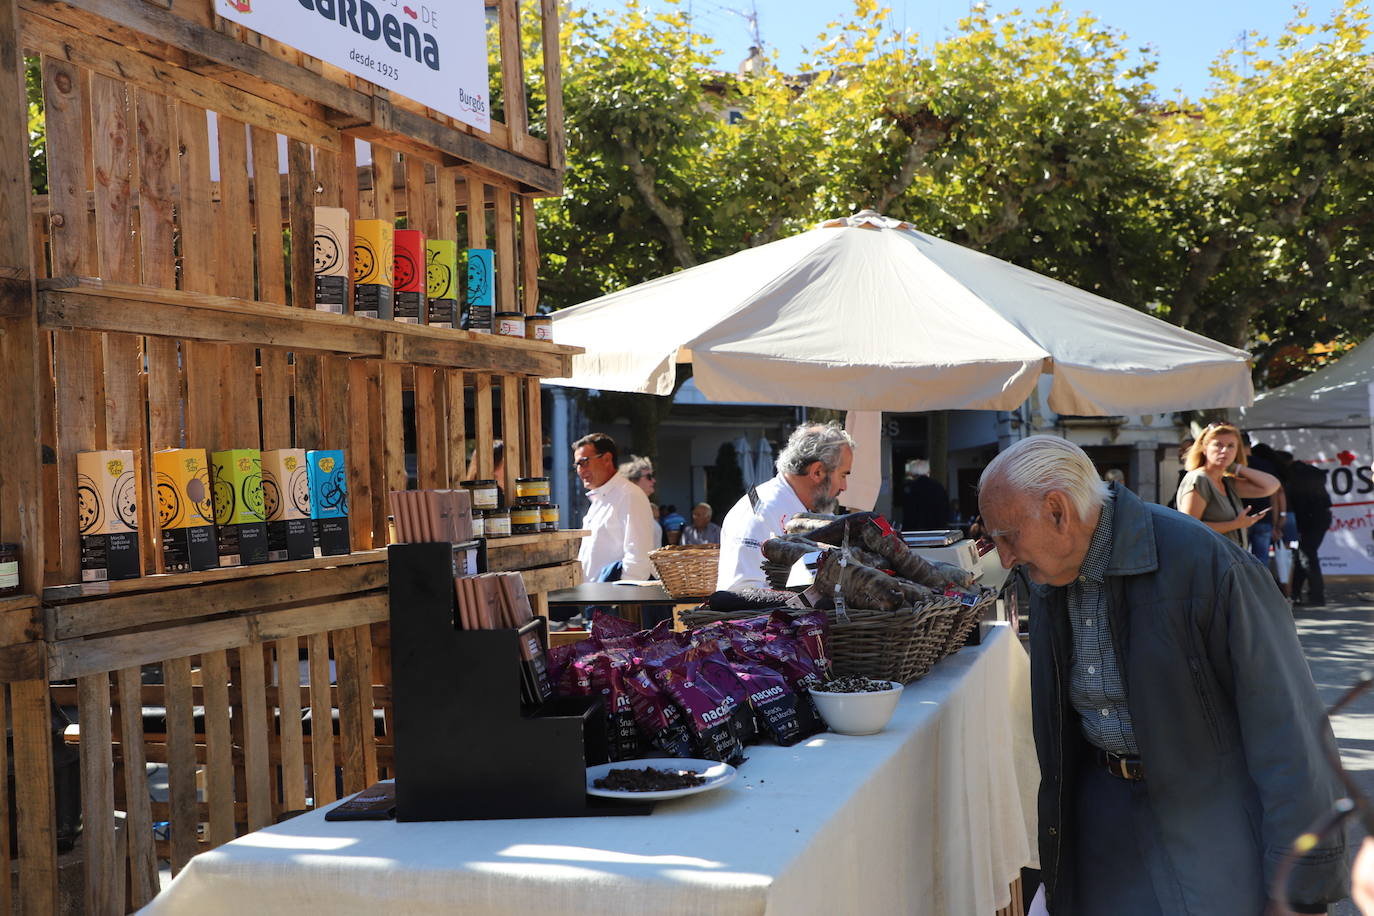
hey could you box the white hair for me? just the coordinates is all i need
[980,436,1108,520]
[906,458,930,477]
[618,455,653,480]
[776,423,855,477]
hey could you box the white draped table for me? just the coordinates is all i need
[142,624,1038,916]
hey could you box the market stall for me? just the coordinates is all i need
[142,624,1034,916]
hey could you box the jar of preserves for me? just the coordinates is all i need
[510,505,540,535]
[483,508,511,538]
[538,503,559,532]
[526,315,552,342]
[0,543,18,596]
[470,511,486,539]
[514,476,550,505]
[462,479,500,511]
[494,312,526,338]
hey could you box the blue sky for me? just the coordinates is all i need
[609,0,1356,99]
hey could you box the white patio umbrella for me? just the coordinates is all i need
[549,212,1254,414]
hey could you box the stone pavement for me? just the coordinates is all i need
[1294,581,1374,916]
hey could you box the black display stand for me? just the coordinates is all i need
[388,541,652,820]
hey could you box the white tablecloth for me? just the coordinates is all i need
[142,625,1037,916]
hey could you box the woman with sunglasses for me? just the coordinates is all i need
[1175,422,1280,548]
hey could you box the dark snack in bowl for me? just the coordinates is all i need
[816,675,896,693]
[593,766,706,792]
[734,659,823,746]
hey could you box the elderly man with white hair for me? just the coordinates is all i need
[979,435,1345,916]
[715,423,854,592]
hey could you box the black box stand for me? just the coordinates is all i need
[387,541,651,820]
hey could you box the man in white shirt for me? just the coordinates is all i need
[575,433,656,583]
[715,423,855,592]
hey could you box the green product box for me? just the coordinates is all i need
[211,448,269,567]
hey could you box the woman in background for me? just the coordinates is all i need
[1175,423,1279,548]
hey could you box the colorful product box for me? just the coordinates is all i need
[262,449,315,562]
[464,247,494,333]
[154,448,218,573]
[211,448,270,567]
[76,450,142,582]
[393,229,426,323]
[353,219,394,319]
[314,206,351,314]
[306,449,351,556]
[425,239,457,328]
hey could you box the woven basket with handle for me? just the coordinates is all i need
[679,594,964,685]
[649,544,720,599]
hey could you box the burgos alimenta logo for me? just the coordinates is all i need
[295,0,441,70]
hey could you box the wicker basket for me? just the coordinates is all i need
[679,595,964,685]
[649,544,721,599]
[940,588,999,659]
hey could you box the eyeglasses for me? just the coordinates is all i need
[1271,671,1373,913]
[574,455,603,469]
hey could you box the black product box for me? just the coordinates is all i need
[81,532,141,583]
[428,298,456,328]
[315,518,351,557]
[218,522,270,567]
[269,518,316,562]
[162,525,218,573]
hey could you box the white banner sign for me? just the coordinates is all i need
[220,0,491,132]
[1251,426,1374,577]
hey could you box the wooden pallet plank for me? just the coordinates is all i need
[293,353,324,450]
[344,359,377,550]
[237,643,273,830]
[354,623,379,784]
[249,126,287,305]
[371,144,396,222]
[465,177,487,249]
[501,374,523,505]
[540,0,566,171]
[0,686,9,916]
[381,361,406,496]
[473,373,494,479]
[114,666,159,908]
[134,89,177,287]
[163,656,199,874]
[498,0,529,140]
[445,370,466,488]
[274,637,308,811]
[524,376,543,478]
[414,368,441,489]
[12,678,57,913]
[305,631,337,805]
[331,625,366,793]
[494,188,517,315]
[520,195,541,314]
[215,115,255,300]
[259,348,292,449]
[77,673,118,915]
[176,101,216,294]
[199,649,236,847]
[287,138,314,309]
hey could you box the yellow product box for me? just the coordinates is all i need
[314,206,351,314]
[154,448,217,573]
[353,218,394,320]
[426,240,458,328]
[211,448,270,567]
[262,448,314,561]
[76,450,142,582]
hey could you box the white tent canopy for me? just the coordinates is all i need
[549,212,1254,415]
[1240,336,1374,430]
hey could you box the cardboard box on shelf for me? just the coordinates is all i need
[262,448,315,562]
[353,219,394,319]
[393,229,426,323]
[314,206,350,314]
[306,449,351,556]
[426,239,458,328]
[77,450,142,582]
[211,448,270,567]
[154,448,218,573]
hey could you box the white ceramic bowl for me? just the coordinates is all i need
[808,681,904,735]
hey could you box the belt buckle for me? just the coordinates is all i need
[1116,757,1131,780]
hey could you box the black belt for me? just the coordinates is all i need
[1098,749,1145,781]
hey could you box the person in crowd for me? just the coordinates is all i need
[574,433,656,585]
[1102,468,1124,485]
[1279,450,1334,607]
[1165,437,1193,510]
[1244,439,1289,575]
[1356,838,1374,915]
[716,422,854,591]
[979,436,1346,916]
[620,455,662,548]
[1175,422,1280,548]
[680,502,722,545]
[660,504,687,545]
[900,458,950,531]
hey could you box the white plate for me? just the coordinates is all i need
[585,758,737,801]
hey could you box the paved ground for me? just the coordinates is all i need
[1294,581,1374,916]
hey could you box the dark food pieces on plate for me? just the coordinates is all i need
[593,766,707,792]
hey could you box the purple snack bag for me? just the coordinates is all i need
[651,646,748,765]
[733,659,823,746]
[589,651,646,761]
[591,609,639,640]
[623,664,697,758]
[790,610,833,680]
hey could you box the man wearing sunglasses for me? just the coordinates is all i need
[980,435,1346,916]
[573,433,656,588]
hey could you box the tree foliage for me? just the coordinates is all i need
[539,0,1374,390]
